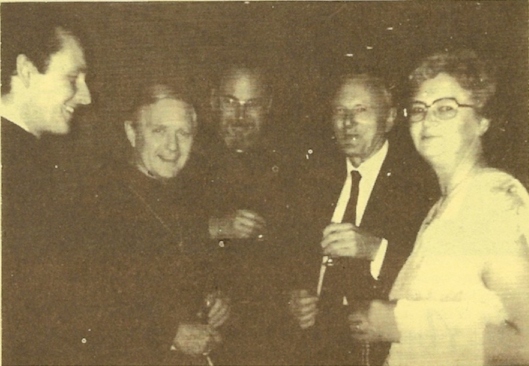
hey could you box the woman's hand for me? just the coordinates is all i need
[348,300,400,343]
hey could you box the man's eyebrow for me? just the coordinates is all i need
[69,63,88,73]
[67,66,88,75]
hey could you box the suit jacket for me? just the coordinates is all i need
[291,138,438,365]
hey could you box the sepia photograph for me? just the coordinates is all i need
[2,1,528,365]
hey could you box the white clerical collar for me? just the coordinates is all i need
[346,140,389,177]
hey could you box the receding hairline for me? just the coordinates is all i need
[334,73,394,109]
[133,96,197,131]
[55,28,88,71]
[218,67,270,95]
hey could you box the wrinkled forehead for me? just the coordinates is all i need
[219,70,267,100]
[138,98,195,129]
[334,78,390,108]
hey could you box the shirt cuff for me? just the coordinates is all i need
[370,238,388,279]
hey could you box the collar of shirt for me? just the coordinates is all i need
[332,140,389,226]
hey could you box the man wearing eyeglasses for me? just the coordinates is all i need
[204,66,292,364]
[288,73,438,365]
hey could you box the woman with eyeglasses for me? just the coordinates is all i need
[347,49,529,365]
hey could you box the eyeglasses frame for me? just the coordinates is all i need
[405,97,476,123]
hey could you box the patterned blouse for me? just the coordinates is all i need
[388,168,529,366]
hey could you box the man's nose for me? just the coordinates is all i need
[342,113,358,128]
[235,104,248,121]
[166,133,180,153]
[76,80,92,106]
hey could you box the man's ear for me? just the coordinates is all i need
[16,54,37,88]
[210,89,219,111]
[124,120,137,148]
[478,117,490,136]
[384,107,397,133]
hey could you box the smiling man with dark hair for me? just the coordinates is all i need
[1,5,92,364]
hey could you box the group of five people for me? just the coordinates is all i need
[2,7,528,366]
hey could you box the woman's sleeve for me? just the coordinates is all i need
[393,177,529,363]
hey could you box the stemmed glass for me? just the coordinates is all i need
[196,294,216,366]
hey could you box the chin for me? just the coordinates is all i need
[340,145,361,157]
[51,123,71,135]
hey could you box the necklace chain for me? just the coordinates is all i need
[126,183,184,249]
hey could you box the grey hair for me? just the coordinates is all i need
[128,83,197,131]
[337,73,393,108]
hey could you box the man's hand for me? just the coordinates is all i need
[207,292,231,329]
[321,223,382,260]
[210,209,266,240]
[348,300,400,343]
[171,323,221,356]
[288,289,319,330]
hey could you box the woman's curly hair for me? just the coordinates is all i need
[409,49,497,118]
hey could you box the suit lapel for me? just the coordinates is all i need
[360,146,398,239]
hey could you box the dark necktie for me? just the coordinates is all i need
[342,170,362,226]
[315,170,363,360]
[319,170,362,306]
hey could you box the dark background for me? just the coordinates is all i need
[3,1,528,185]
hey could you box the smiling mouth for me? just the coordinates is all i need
[63,105,75,114]
[421,135,439,140]
[340,135,359,143]
[159,156,179,163]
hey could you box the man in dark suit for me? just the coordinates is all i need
[1,5,92,364]
[288,73,437,365]
[204,66,292,364]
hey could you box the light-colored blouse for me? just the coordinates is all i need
[388,168,529,366]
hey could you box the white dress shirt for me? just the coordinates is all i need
[317,141,390,297]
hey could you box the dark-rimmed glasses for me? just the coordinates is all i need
[218,95,269,114]
[405,98,476,123]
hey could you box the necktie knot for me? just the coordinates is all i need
[351,170,361,183]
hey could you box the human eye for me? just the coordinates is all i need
[177,130,192,138]
[410,104,426,115]
[151,126,166,134]
[333,106,346,116]
[66,74,78,87]
[437,104,456,113]
[247,99,265,110]
[221,97,236,106]
[353,105,369,114]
